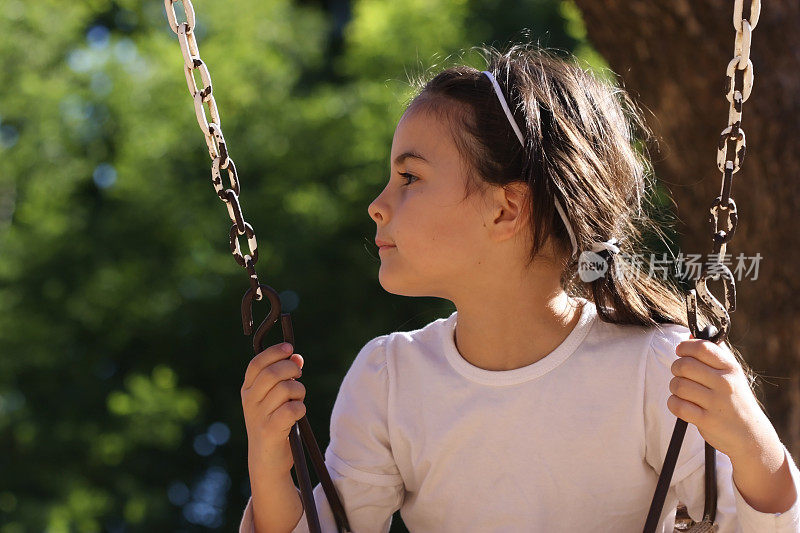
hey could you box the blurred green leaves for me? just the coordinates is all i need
[106,364,203,450]
[339,0,469,78]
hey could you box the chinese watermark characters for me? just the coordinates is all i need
[577,251,762,284]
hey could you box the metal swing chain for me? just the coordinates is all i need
[163,0,258,299]
[163,2,351,531]
[644,1,761,532]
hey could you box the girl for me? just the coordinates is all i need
[239,46,800,532]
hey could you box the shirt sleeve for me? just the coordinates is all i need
[645,323,800,532]
[729,444,800,530]
[673,444,800,532]
[239,334,405,533]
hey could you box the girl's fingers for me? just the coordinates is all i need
[670,355,723,391]
[272,400,308,433]
[667,394,705,425]
[290,353,304,370]
[676,339,737,371]
[249,359,303,404]
[262,379,307,417]
[242,343,295,390]
[669,376,714,409]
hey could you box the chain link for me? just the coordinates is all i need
[164,0,264,302]
[688,0,759,346]
[165,0,195,34]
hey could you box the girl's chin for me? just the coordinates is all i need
[377,272,440,298]
[378,270,410,295]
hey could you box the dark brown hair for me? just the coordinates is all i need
[406,44,759,399]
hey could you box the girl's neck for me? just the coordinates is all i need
[452,290,583,372]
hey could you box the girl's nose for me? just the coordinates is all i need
[368,197,386,224]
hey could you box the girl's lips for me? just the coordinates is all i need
[379,245,396,251]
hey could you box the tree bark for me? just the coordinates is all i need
[573,1,800,460]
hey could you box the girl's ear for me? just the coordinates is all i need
[488,182,530,242]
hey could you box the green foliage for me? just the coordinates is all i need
[0,0,587,529]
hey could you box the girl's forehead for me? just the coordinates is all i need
[391,106,458,164]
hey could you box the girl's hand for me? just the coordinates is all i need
[666,336,774,463]
[241,342,306,475]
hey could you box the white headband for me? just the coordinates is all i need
[482,70,580,258]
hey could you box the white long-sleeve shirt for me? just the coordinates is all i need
[240,297,800,532]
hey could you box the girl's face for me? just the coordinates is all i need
[368,105,498,299]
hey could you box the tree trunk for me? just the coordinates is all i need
[573,0,800,456]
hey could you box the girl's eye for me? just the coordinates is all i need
[398,172,419,186]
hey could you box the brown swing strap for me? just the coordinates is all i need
[299,415,353,531]
[643,419,718,532]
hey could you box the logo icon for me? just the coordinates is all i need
[578,250,608,283]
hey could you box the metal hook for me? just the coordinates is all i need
[686,262,735,345]
[241,283,283,353]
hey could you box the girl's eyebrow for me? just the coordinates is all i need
[392,150,430,166]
